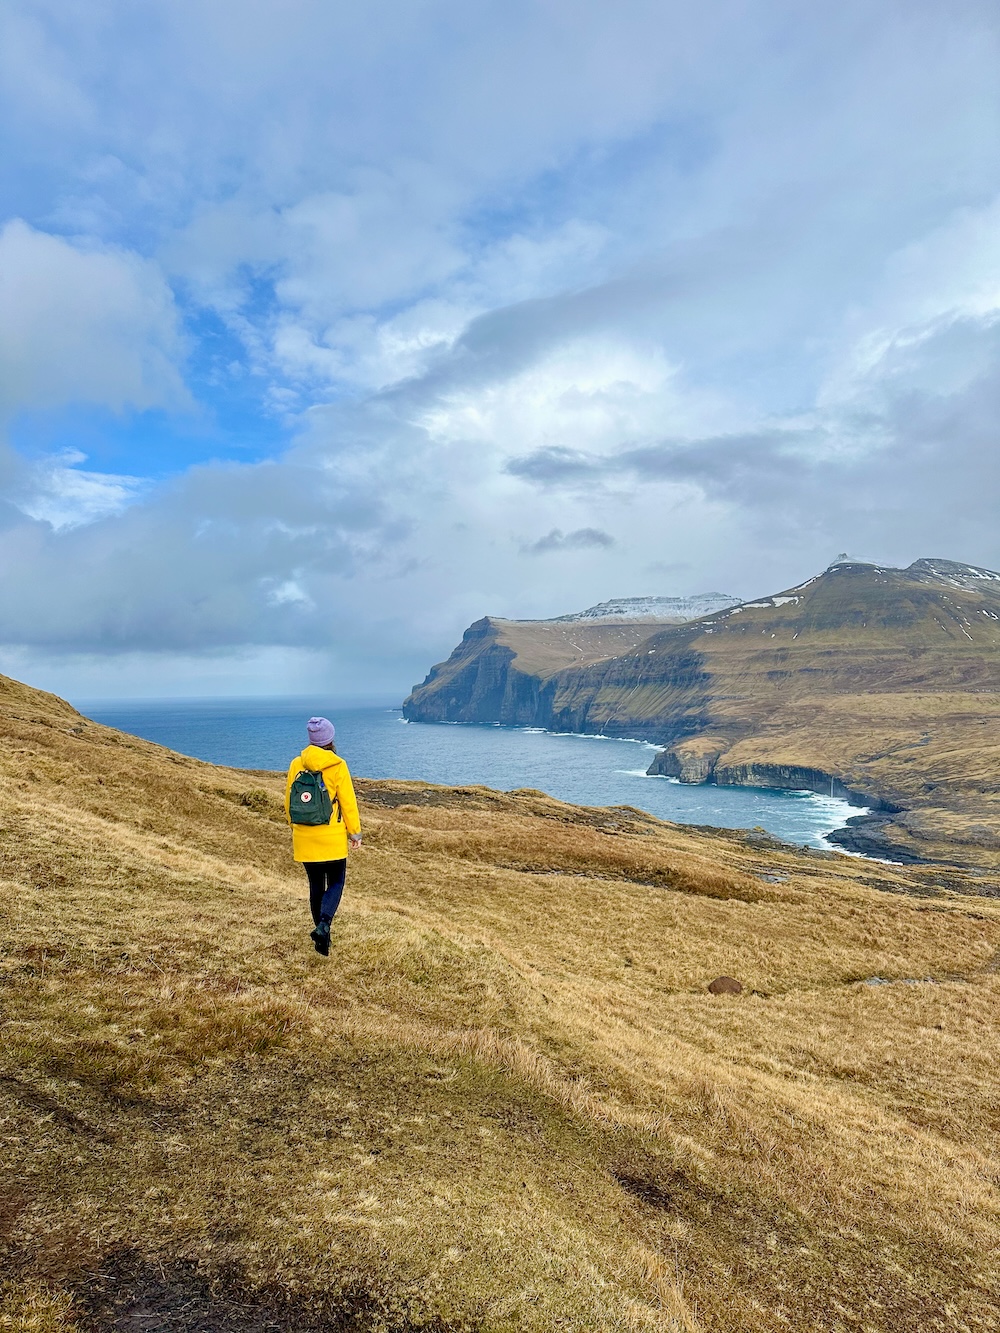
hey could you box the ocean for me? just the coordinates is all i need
[80,698,862,851]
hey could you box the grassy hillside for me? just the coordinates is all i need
[488,618,685,677]
[407,560,1000,865]
[2,678,1000,1330]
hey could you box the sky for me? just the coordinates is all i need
[1,0,999,702]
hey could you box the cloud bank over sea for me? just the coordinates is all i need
[2,0,999,697]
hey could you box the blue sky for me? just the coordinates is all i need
[1,0,999,699]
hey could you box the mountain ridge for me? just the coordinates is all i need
[403,557,1000,864]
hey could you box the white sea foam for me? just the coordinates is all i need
[540,729,659,749]
[789,791,871,853]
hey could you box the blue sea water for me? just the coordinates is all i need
[80,698,862,851]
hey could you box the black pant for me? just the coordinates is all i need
[304,859,347,925]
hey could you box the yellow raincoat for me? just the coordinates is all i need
[284,746,361,862]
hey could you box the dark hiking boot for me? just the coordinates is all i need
[310,918,332,956]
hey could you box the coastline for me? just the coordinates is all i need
[824,811,930,864]
[408,717,885,860]
[88,702,868,856]
[549,729,922,864]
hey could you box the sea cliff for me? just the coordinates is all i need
[403,611,703,730]
[406,619,543,726]
[404,558,1000,865]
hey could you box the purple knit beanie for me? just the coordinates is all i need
[306,716,335,746]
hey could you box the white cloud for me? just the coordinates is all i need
[13,449,144,529]
[0,0,999,697]
[0,220,186,419]
[417,335,737,464]
[264,576,314,608]
[819,194,1000,410]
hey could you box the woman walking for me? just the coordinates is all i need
[285,716,362,955]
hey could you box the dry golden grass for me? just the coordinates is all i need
[488,620,682,678]
[714,690,1000,857]
[2,684,1000,1330]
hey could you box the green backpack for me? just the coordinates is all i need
[289,769,336,826]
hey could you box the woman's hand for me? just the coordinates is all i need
[349,833,363,850]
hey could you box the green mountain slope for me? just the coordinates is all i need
[404,559,1000,863]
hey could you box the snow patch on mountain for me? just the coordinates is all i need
[550,593,740,623]
[908,558,1000,587]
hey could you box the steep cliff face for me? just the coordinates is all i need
[543,643,714,740]
[403,612,695,726]
[647,738,729,783]
[712,762,895,810]
[405,618,520,725]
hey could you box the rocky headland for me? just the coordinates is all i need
[404,557,1000,865]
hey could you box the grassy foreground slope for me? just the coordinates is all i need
[2,679,1000,1331]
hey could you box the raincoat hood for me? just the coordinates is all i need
[300,745,344,773]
